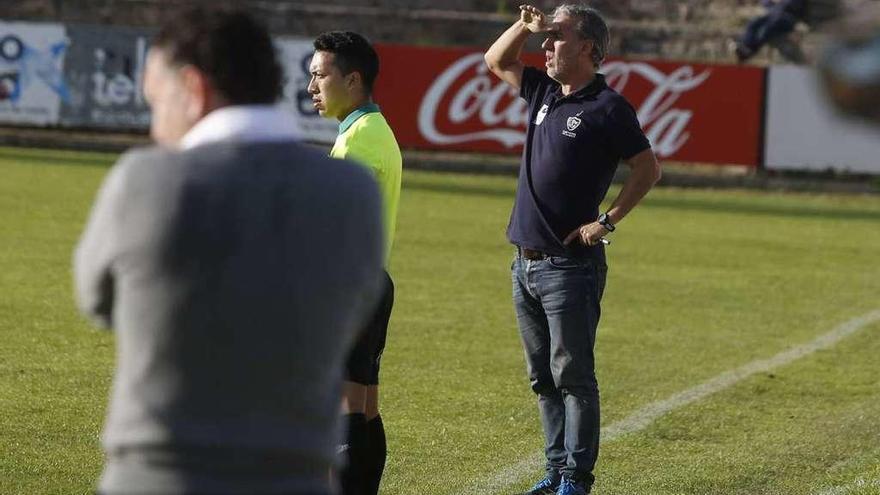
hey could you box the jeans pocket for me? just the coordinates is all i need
[548,256,589,270]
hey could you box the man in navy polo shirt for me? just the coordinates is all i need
[486,4,662,495]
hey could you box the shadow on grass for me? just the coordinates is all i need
[403,178,880,222]
[646,196,880,222]
[0,147,117,168]
[10,151,875,223]
[404,178,516,199]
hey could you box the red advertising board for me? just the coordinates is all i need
[373,44,765,167]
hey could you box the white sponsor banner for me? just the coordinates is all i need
[765,65,880,174]
[275,37,338,144]
[0,21,69,125]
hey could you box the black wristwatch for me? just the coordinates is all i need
[598,212,616,232]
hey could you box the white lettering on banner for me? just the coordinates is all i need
[604,62,710,157]
[91,36,147,107]
[417,53,527,148]
[417,54,711,157]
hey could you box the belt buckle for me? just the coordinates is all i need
[520,247,546,260]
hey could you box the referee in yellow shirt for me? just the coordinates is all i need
[308,31,402,495]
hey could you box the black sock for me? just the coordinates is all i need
[363,415,387,495]
[339,413,367,495]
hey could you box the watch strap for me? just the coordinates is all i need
[598,213,616,232]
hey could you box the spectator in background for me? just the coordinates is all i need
[74,8,384,495]
[734,0,841,63]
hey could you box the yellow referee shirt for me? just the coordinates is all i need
[330,103,402,265]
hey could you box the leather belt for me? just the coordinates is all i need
[519,247,548,260]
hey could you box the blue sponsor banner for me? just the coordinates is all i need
[0,21,69,125]
[59,24,153,129]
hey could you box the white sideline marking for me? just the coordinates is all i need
[814,477,880,495]
[455,309,880,495]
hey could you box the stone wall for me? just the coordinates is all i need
[3,0,820,63]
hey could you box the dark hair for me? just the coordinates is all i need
[313,31,379,95]
[152,8,283,104]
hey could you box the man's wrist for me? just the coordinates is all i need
[516,20,533,35]
[598,212,616,232]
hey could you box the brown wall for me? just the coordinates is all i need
[4,0,804,63]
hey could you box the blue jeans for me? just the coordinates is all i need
[512,252,607,483]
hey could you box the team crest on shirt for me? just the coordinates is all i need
[562,111,584,138]
[535,104,549,125]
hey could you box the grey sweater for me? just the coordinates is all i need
[74,141,383,494]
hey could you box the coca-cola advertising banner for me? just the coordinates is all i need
[373,44,765,167]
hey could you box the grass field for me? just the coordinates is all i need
[1,146,879,495]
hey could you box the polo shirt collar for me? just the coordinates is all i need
[338,103,381,134]
[180,104,299,150]
[555,73,607,100]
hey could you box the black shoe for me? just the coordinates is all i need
[556,476,590,495]
[518,475,561,495]
[731,39,754,63]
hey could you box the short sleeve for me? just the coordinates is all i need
[604,98,651,160]
[520,66,554,105]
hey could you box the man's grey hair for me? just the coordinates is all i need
[553,4,610,68]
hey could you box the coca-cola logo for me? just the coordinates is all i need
[417,53,711,158]
[604,61,710,157]
[418,53,527,148]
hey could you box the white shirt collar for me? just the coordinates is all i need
[179,104,300,150]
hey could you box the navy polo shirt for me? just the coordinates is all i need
[507,66,651,260]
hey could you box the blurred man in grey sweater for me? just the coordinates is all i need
[73,9,383,495]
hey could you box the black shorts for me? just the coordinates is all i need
[345,271,394,385]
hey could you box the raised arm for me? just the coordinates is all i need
[485,4,552,91]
